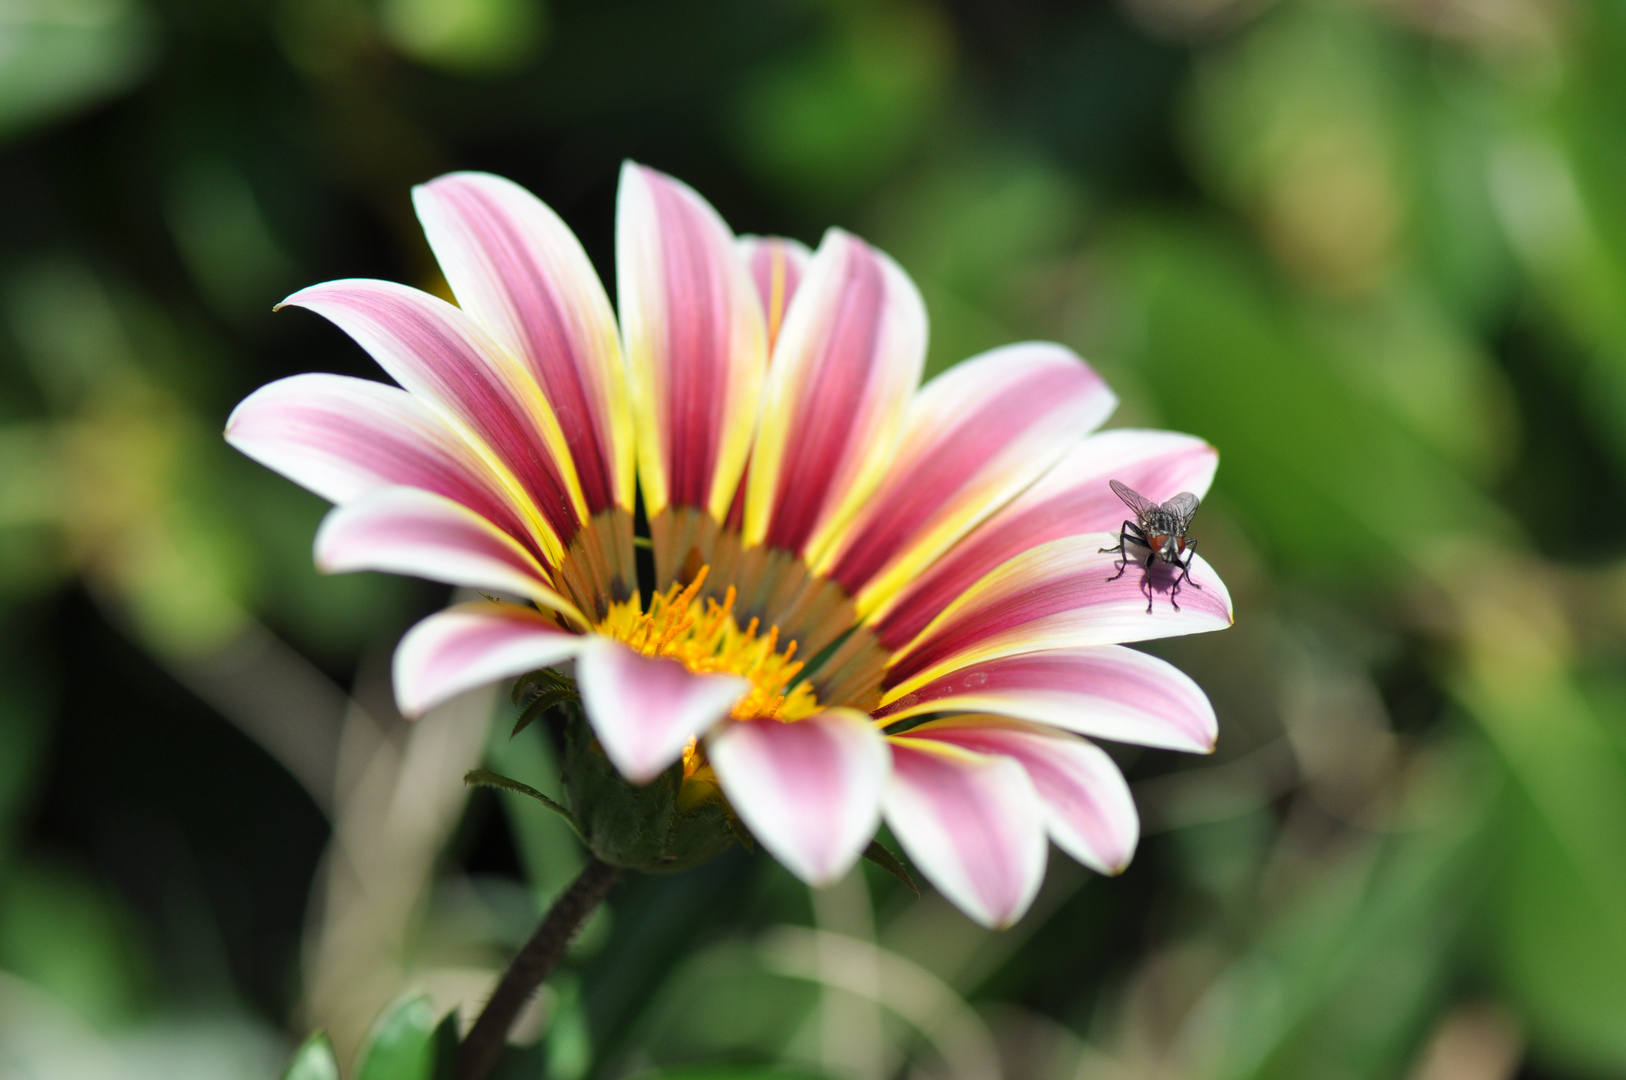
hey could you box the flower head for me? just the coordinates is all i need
[226,165,1233,927]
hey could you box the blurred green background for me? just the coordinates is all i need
[4,0,1626,1077]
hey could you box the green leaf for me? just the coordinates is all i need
[485,696,587,911]
[1478,674,1626,1071]
[861,839,918,895]
[429,1008,459,1080]
[465,768,582,837]
[355,994,440,1080]
[629,1067,837,1080]
[282,1031,339,1080]
[0,0,158,144]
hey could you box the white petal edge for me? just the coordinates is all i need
[313,486,583,622]
[882,738,1048,929]
[708,709,889,886]
[575,637,750,784]
[393,602,584,719]
[903,717,1139,875]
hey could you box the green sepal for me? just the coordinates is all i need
[465,768,583,839]
[559,703,738,873]
[862,839,918,895]
[511,685,577,738]
[282,1031,340,1080]
[510,667,577,706]
[726,812,756,852]
[355,994,442,1080]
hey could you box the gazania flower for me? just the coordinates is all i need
[226,165,1232,927]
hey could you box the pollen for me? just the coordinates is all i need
[595,566,820,724]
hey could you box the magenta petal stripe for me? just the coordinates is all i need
[280,278,586,563]
[617,164,767,521]
[901,717,1139,876]
[314,486,584,621]
[744,229,927,562]
[415,172,634,515]
[575,638,750,784]
[820,342,1117,615]
[708,709,889,886]
[876,645,1217,754]
[882,738,1047,929]
[739,235,811,353]
[872,430,1218,650]
[885,535,1233,698]
[393,601,583,718]
[224,372,536,555]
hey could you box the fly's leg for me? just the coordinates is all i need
[1166,542,1200,613]
[1101,521,1137,582]
[1179,539,1202,591]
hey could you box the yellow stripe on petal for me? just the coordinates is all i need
[743,229,927,562]
[881,535,1234,705]
[415,172,636,515]
[280,279,589,566]
[739,235,811,354]
[816,342,1116,618]
[616,163,767,523]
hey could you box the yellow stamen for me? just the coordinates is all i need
[595,564,820,724]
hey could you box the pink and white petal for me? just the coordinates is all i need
[876,645,1217,754]
[617,164,767,521]
[743,229,928,563]
[575,637,750,784]
[882,738,1047,929]
[225,373,534,549]
[414,172,634,515]
[280,278,585,561]
[872,430,1218,650]
[820,343,1117,616]
[885,535,1233,698]
[314,486,584,621]
[708,709,888,886]
[900,717,1139,875]
[738,235,811,353]
[393,601,584,718]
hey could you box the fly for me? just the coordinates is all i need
[1101,479,1202,613]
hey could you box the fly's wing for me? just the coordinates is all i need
[1109,479,1159,521]
[1162,492,1201,530]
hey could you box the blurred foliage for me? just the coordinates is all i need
[5,0,1626,1079]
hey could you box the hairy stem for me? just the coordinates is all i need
[456,856,621,1080]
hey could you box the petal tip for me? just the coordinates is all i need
[619,159,652,188]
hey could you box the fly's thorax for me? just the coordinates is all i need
[1143,507,1182,537]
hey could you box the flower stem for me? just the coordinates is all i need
[456,856,621,1080]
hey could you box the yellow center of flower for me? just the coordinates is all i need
[594,566,820,725]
